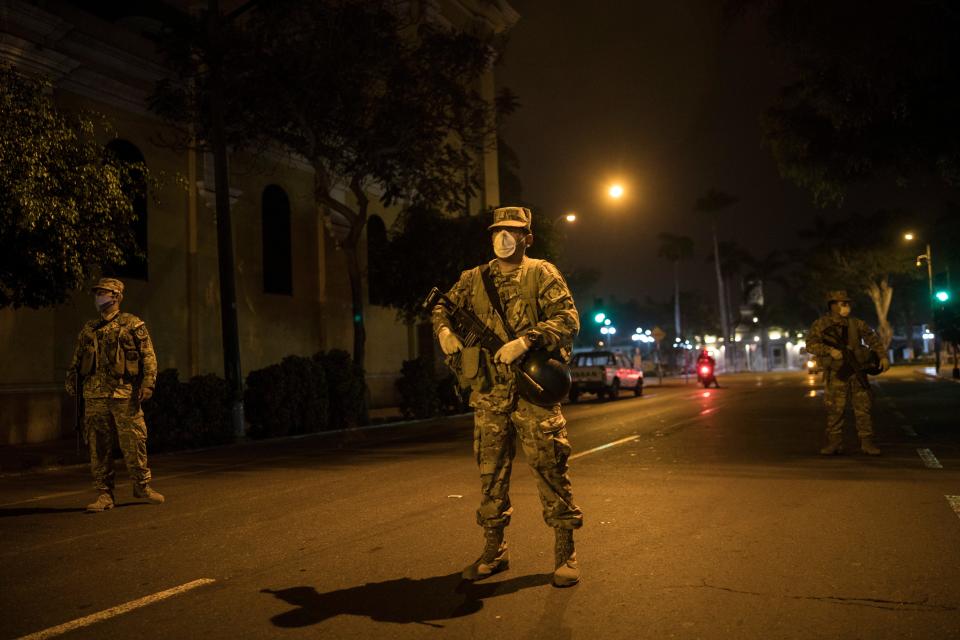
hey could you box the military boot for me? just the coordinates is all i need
[859,438,881,456]
[461,527,508,581]
[552,528,580,588]
[133,484,165,504]
[819,434,843,455]
[86,492,115,512]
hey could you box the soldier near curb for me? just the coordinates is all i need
[65,277,164,512]
[806,290,890,456]
[432,206,583,588]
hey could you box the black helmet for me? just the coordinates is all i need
[517,349,571,406]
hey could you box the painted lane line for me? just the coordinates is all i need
[946,496,960,521]
[16,579,216,640]
[570,435,641,461]
[901,424,918,437]
[917,448,943,469]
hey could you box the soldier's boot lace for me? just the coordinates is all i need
[461,527,508,581]
[552,528,580,588]
[86,491,115,512]
[859,437,881,456]
[133,484,165,504]
[819,434,843,455]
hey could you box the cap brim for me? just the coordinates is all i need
[488,221,530,230]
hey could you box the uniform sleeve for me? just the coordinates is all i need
[133,322,158,389]
[432,269,475,338]
[857,318,886,358]
[527,261,580,350]
[805,318,832,358]
[64,327,85,395]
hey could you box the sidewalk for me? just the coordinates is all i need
[917,365,960,383]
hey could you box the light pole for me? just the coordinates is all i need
[905,232,940,372]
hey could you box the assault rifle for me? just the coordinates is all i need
[820,333,877,390]
[423,287,546,396]
[74,365,86,454]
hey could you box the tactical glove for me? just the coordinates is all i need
[494,337,530,365]
[438,327,464,355]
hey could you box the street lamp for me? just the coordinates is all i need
[564,212,577,223]
[608,184,624,199]
[905,232,939,370]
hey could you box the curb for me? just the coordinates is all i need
[0,411,475,478]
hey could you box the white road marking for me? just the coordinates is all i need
[901,424,918,437]
[16,579,215,640]
[917,448,943,469]
[570,435,640,460]
[946,496,960,520]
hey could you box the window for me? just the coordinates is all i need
[367,214,388,306]
[103,139,148,281]
[261,185,293,295]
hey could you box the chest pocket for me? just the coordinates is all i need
[120,329,141,379]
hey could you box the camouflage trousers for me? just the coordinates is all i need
[472,396,583,531]
[85,397,152,492]
[823,371,874,439]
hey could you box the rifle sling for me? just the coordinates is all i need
[480,265,517,341]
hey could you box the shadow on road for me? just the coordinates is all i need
[261,571,551,628]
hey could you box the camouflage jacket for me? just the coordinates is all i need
[806,314,884,371]
[66,311,158,399]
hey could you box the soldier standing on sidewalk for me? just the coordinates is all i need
[806,290,889,455]
[432,206,583,587]
[66,278,164,512]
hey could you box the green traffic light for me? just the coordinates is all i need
[935,291,950,302]
[594,312,606,324]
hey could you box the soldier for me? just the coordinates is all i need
[806,290,889,456]
[432,206,583,588]
[66,277,164,512]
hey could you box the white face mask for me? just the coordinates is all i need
[493,230,518,259]
[95,294,114,312]
[838,304,851,318]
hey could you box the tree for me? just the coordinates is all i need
[694,188,740,344]
[751,0,960,207]
[0,66,144,309]
[799,210,916,347]
[152,1,503,370]
[656,233,694,337]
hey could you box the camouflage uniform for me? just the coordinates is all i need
[806,305,885,441]
[433,256,582,531]
[66,279,158,494]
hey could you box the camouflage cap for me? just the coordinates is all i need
[489,206,532,231]
[91,277,124,295]
[826,290,851,303]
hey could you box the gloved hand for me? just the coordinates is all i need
[829,348,843,360]
[139,387,154,402]
[879,357,890,373]
[494,337,530,365]
[438,327,463,355]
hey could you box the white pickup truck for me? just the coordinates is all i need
[568,350,643,402]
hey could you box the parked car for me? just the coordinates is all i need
[569,350,643,402]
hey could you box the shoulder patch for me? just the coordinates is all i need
[134,324,149,340]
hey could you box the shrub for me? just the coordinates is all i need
[244,356,329,439]
[396,357,441,419]
[313,349,365,429]
[144,369,233,452]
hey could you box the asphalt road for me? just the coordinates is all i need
[1,367,959,639]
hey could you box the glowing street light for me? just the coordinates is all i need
[564,213,577,223]
[903,232,915,241]
[608,184,624,199]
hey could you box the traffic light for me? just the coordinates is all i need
[935,290,950,303]
[594,312,606,324]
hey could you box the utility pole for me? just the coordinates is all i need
[207,0,244,438]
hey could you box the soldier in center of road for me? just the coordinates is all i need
[805,290,889,455]
[432,206,583,587]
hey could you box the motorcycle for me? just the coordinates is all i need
[697,361,717,388]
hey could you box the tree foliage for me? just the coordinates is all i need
[754,0,960,206]
[0,66,144,309]
[151,1,506,369]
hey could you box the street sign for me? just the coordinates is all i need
[652,326,666,342]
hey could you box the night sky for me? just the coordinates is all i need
[495,1,944,304]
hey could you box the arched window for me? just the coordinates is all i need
[262,185,293,295]
[367,214,388,306]
[103,139,148,281]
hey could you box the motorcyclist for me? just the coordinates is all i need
[696,348,719,388]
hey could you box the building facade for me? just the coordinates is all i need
[0,0,518,444]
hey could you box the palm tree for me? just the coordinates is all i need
[694,188,740,345]
[657,233,694,338]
